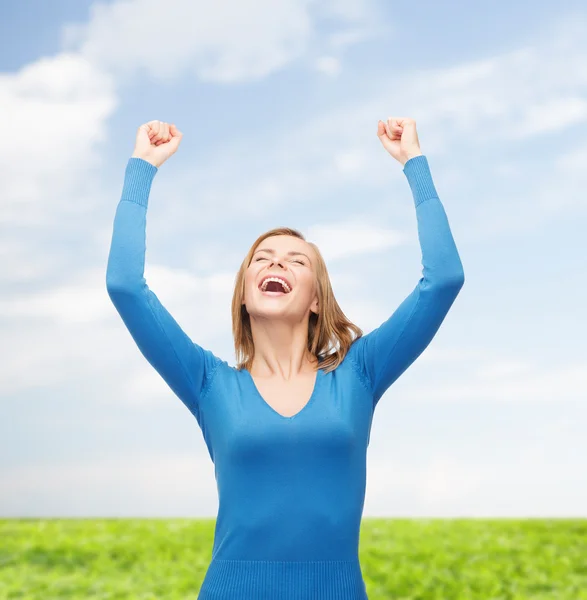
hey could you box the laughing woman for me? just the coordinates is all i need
[105,117,464,599]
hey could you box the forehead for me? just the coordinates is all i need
[255,235,314,257]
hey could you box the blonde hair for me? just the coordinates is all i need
[231,227,363,374]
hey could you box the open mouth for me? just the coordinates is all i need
[258,276,292,296]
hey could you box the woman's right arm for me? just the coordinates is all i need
[106,153,222,423]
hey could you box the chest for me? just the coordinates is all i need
[252,373,317,418]
[197,365,376,465]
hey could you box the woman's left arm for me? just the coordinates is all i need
[350,118,465,409]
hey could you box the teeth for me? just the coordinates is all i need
[260,277,291,293]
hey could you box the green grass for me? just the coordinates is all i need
[0,519,585,599]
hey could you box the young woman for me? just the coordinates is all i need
[106,118,465,599]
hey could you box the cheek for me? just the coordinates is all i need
[244,268,259,294]
[298,275,316,296]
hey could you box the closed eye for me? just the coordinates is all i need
[255,257,305,265]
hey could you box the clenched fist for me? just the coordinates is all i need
[132,120,183,168]
[377,117,422,166]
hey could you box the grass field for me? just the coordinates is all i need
[0,519,585,599]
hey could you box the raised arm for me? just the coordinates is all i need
[106,122,222,423]
[350,119,465,409]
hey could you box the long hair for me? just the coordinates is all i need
[231,227,363,374]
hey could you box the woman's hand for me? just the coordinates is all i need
[377,117,422,166]
[131,120,183,168]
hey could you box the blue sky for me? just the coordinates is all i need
[1,0,586,518]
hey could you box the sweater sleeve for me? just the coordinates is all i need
[350,155,465,409]
[105,157,222,423]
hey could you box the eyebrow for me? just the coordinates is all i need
[253,248,312,264]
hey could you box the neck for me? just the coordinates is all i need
[249,317,317,380]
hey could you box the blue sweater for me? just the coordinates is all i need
[106,155,464,599]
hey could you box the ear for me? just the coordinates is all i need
[310,294,319,315]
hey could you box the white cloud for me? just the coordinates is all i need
[333,149,368,173]
[509,96,587,139]
[0,52,117,294]
[328,28,372,49]
[0,265,234,394]
[392,359,587,403]
[307,221,409,261]
[0,454,219,517]
[146,16,587,239]
[366,455,484,511]
[0,264,233,324]
[0,53,116,226]
[556,144,587,172]
[473,359,533,380]
[417,345,492,364]
[123,366,180,407]
[315,56,342,77]
[365,450,587,517]
[0,268,116,323]
[62,0,378,84]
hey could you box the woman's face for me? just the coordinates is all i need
[243,235,319,320]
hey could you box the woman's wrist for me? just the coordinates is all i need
[402,152,423,167]
[131,153,160,168]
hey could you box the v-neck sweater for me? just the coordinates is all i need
[106,154,465,599]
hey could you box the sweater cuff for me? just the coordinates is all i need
[121,157,158,208]
[402,155,439,207]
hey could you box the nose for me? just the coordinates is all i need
[270,258,284,268]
